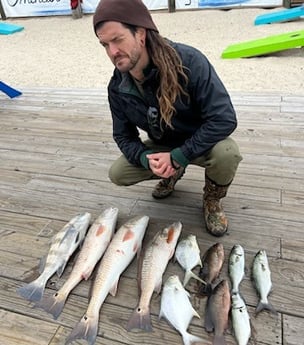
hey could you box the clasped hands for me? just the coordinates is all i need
[147,152,180,178]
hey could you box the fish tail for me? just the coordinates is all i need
[34,291,68,319]
[16,276,47,302]
[213,334,226,345]
[126,306,152,332]
[255,300,278,315]
[184,271,206,287]
[65,314,98,345]
[199,282,213,296]
[182,331,204,345]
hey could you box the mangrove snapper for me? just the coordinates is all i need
[175,234,206,287]
[126,221,182,332]
[204,279,231,345]
[199,242,225,296]
[159,275,204,345]
[228,244,245,294]
[17,212,91,302]
[34,207,118,319]
[252,250,277,315]
[65,215,149,345]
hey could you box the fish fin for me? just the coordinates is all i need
[204,299,214,332]
[126,306,152,332]
[56,260,68,277]
[39,256,47,274]
[184,270,206,287]
[109,279,119,296]
[60,225,77,244]
[16,276,47,302]
[255,301,277,316]
[82,265,94,281]
[182,332,204,345]
[65,313,98,345]
[123,229,134,242]
[96,225,106,236]
[213,334,226,345]
[199,282,213,297]
[34,291,67,319]
[166,226,175,244]
[155,277,162,295]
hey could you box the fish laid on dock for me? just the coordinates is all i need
[228,244,245,294]
[159,275,204,345]
[17,212,91,302]
[252,250,277,315]
[204,279,231,345]
[126,221,182,332]
[175,234,206,287]
[65,215,149,345]
[231,292,251,345]
[34,207,119,319]
[199,242,225,296]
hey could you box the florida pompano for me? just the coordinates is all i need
[159,275,204,345]
[35,207,118,319]
[17,212,91,302]
[175,234,206,286]
[65,215,149,345]
[126,221,182,332]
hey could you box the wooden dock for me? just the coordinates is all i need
[0,87,303,345]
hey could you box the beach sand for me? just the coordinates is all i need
[1,7,303,93]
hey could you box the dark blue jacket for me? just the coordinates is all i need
[107,41,237,169]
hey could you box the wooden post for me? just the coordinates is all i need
[168,0,176,13]
[0,0,7,20]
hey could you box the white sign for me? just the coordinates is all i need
[1,0,282,18]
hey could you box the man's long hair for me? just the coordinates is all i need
[146,30,189,127]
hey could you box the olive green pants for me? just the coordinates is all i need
[108,137,242,186]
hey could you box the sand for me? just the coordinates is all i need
[1,7,303,94]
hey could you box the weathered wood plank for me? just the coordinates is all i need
[0,88,303,345]
[0,310,59,345]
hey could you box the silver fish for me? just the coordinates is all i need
[159,275,204,345]
[204,279,231,345]
[65,215,149,345]
[231,292,251,345]
[127,221,182,332]
[34,207,118,319]
[228,244,245,294]
[175,234,206,286]
[252,250,277,315]
[17,212,91,302]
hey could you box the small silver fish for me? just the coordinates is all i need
[231,292,251,345]
[252,250,277,315]
[34,207,118,319]
[229,244,245,294]
[159,275,204,345]
[65,215,149,345]
[17,212,91,302]
[175,234,206,286]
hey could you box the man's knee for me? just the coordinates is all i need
[212,138,242,167]
[108,162,128,186]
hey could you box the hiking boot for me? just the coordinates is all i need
[152,167,185,199]
[203,175,230,237]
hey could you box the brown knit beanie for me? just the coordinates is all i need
[93,0,158,34]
